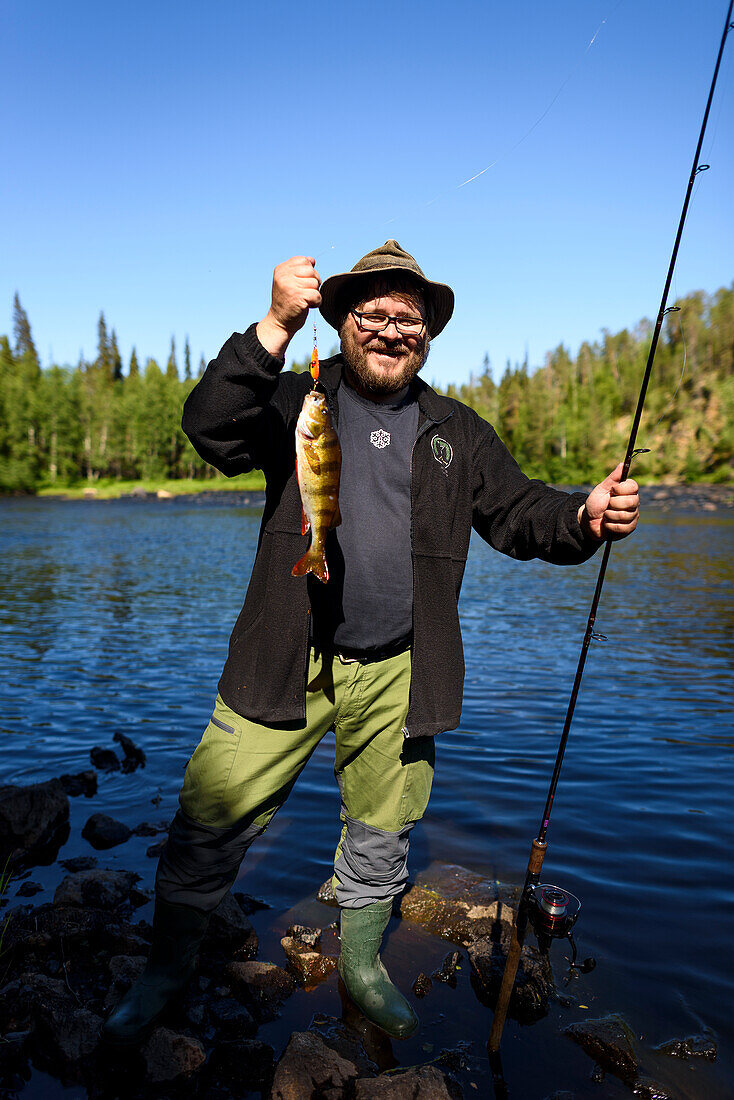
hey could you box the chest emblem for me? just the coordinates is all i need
[370,429,391,449]
[431,435,453,469]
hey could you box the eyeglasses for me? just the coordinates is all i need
[351,309,426,336]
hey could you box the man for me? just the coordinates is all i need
[103,241,639,1044]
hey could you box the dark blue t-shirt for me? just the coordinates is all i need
[309,379,419,652]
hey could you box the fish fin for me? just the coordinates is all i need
[301,510,311,536]
[331,503,342,528]
[292,548,329,583]
[302,440,321,475]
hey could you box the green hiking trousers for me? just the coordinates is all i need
[156,647,435,910]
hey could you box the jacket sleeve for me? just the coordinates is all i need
[471,419,601,566]
[181,324,302,476]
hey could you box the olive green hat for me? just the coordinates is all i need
[319,240,455,338]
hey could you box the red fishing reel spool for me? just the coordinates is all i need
[528,883,581,939]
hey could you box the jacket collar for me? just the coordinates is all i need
[318,356,454,426]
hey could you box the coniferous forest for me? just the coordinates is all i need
[1,285,732,495]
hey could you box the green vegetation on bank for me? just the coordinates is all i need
[440,284,734,484]
[37,474,266,499]
[1,285,733,495]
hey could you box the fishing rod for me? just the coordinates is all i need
[488,0,734,1064]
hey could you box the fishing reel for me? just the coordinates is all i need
[526,883,595,981]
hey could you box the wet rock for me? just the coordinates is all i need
[15,881,43,898]
[59,855,98,873]
[5,901,150,961]
[0,1028,31,1089]
[141,1026,205,1082]
[226,960,296,1021]
[653,1033,717,1061]
[131,819,168,837]
[209,1037,274,1092]
[413,972,433,998]
[233,889,270,915]
[270,1030,359,1099]
[317,877,338,907]
[113,731,147,772]
[309,1014,380,1078]
[288,923,320,948]
[353,1065,463,1098]
[24,973,102,1064]
[631,1076,674,1099]
[468,932,555,1023]
[104,955,146,1012]
[433,949,463,986]
[54,869,143,910]
[81,812,132,849]
[207,996,258,1038]
[206,890,258,958]
[146,837,167,858]
[563,1014,639,1084]
[90,746,121,771]
[281,923,338,986]
[59,770,98,797]
[0,778,70,866]
[398,863,518,946]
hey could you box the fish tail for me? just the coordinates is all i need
[291,546,329,583]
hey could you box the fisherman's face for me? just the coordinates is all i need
[340,292,430,400]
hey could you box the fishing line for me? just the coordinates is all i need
[315,2,624,263]
[651,278,688,431]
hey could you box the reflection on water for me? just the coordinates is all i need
[1,496,733,1097]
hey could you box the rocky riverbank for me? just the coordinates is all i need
[0,751,720,1098]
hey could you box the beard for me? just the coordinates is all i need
[339,326,430,397]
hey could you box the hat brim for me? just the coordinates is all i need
[319,266,454,338]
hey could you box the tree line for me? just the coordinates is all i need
[443,283,734,483]
[1,285,732,494]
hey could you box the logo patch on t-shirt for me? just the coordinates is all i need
[432,435,453,469]
[370,429,391,449]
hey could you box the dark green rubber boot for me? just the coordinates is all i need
[102,898,210,1045]
[338,898,419,1040]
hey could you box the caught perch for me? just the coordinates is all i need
[292,388,341,582]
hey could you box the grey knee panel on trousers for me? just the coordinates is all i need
[334,812,414,909]
[155,809,262,912]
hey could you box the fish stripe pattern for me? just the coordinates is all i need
[292,389,342,583]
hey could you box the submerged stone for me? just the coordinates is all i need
[468,934,555,1024]
[398,863,519,945]
[653,1033,717,1061]
[563,1013,639,1083]
[81,812,132,850]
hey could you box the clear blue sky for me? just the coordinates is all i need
[3,0,733,388]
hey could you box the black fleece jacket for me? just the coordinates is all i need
[182,324,600,738]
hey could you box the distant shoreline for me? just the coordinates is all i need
[7,480,733,512]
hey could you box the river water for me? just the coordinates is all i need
[1,494,733,1098]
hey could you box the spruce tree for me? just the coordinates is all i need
[96,312,114,381]
[12,293,38,363]
[129,348,139,377]
[166,337,178,379]
[110,329,124,382]
[184,337,192,380]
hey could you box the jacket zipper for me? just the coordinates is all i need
[403,415,448,738]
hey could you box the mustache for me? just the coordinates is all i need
[367,340,410,355]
